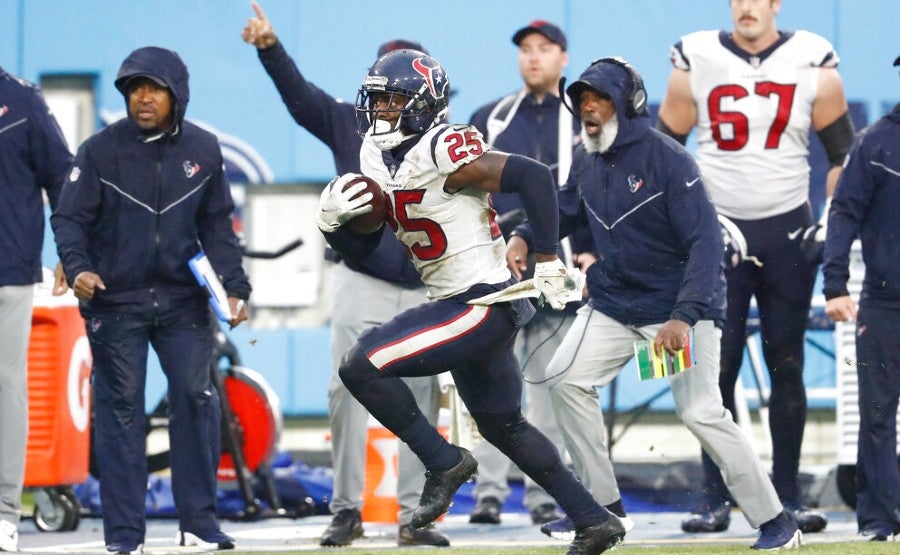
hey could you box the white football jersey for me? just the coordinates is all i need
[671,30,839,219]
[360,124,511,299]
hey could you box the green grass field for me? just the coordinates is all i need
[223,543,896,554]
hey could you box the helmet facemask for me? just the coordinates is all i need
[355,50,450,151]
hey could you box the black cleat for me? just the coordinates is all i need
[567,516,627,554]
[530,502,563,525]
[398,523,450,546]
[681,499,732,533]
[319,508,364,547]
[782,501,827,534]
[469,496,502,524]
[410,447,478,529]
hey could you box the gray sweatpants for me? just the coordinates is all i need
[471,309,572,510]
[544,305,781,528]
[0,285,34,526]
[328,263,441,525]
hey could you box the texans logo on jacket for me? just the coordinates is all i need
[183,160,200,178]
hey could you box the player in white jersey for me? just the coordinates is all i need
[359,124,510,298]
[657,0,855,536]
[316,48,626,554]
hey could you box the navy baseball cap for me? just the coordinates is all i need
[512,20,567,51]
[377,39,428,58]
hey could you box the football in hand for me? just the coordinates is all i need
[342,175,387,234]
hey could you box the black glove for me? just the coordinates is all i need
[798,224,825,265]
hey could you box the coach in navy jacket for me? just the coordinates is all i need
[51,46,248,552]
[511,59,798,547]
[822,94,900,539]
[514,63,725,327]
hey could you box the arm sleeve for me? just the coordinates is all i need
[665,158,723,326]
[51,143,101,283]
[822,132,869,299]
[258,41,361,172]
[325,226,422,285]
[197,143,251,300]
[29,90,73,211]
[499,154,558,255]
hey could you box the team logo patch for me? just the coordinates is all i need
[90,317,102,333]
[0,105,8,117]
[183,160,201,178]
[412,58,446,99]
[68,166,81,182]
[627,175,644,193]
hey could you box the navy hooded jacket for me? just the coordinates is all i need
[557,60,726,327]
[0,66,72,285]
[823,105,900,309]
[51,46,250,312]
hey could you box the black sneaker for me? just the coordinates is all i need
[566,516,626,555]
[410,447,478,528]
[681,498,732,533]
[530,502,563,525]
[782,500,827,534]
[398,523,450,546]
[469,496,502,524]
[859,522,897,541]
[752,510,802,550]
[320,508,364,547]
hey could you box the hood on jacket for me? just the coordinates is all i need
[565,57,650,151]
[114,46,189,127]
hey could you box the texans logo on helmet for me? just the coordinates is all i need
[412,58,445,99]
[0,105,8,118]
[183,160,200,178]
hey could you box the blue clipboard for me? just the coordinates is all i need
[188,252,232,322]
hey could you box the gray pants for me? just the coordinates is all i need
[0,285,34,526]
[544,306,781,528]
[328,263,441,525]
[471,309,572,510]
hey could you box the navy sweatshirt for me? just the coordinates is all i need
[52,47,250,312]
[823,105,900,309]
[0,66,73,285]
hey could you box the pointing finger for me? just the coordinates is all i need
[251,0,267,22]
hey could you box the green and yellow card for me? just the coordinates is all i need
[634,332,694,380]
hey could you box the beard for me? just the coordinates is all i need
[581,116,618,154]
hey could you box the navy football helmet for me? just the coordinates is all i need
[356,49,450,150]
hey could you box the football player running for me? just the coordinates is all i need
[316,49,625,554]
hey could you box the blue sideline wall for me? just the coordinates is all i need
[10,0,899,415]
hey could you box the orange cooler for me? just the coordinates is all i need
[24,281,92,487]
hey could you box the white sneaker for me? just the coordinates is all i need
[617,514,636,533]
[176,530,235,550]
[0,520,18,552]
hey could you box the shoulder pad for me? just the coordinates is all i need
[792,30,840,68]
[433,124,490,175]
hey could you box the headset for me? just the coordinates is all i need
[559,56,648,118]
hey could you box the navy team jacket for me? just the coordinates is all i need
[0,66,72,285]
[52,47,250,313]
[823,105,900,309]
[557,62,725,327]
